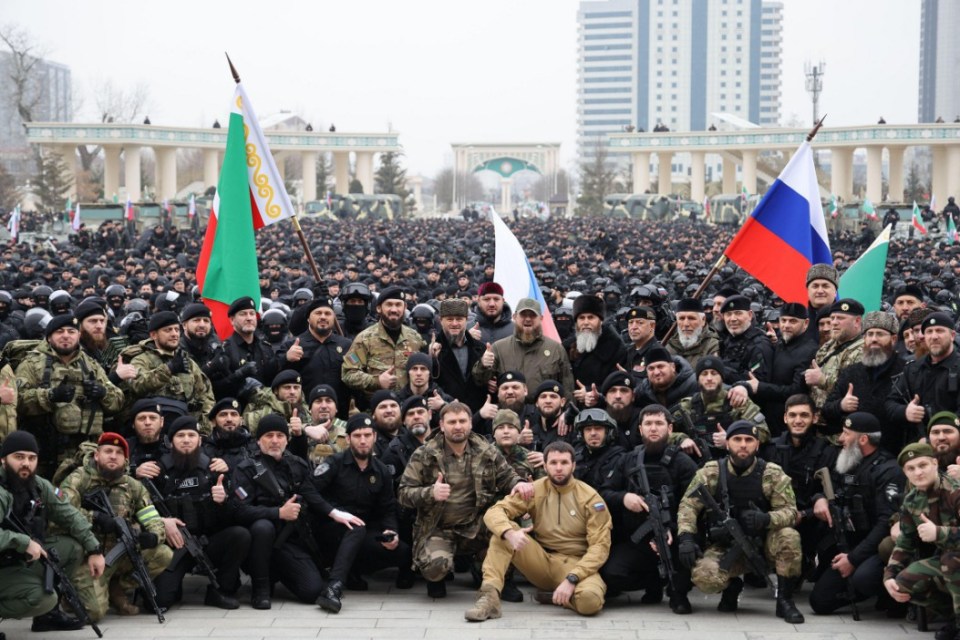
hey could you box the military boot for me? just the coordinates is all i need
[109,579,140,616]
[251,578,272,610]
[204,584,240,610]
[775,576,805,623]
[935,618,958,640]
[316,581,344,614]
[31,608,84,632]
[464,584,502,622]
[426,579,447,598]
[717,577,743,612]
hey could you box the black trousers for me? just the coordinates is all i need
[315,520,412,583]
[809,553,884,614]
[154,525,252,607]
[600,539,691,595]
[245,518,325,603]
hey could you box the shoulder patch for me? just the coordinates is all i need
[314,462,331,476]
[234,486,248,500]
[592,502,606,512]
[346,353,360,366]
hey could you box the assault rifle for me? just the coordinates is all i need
[814,467,861,621]
[629,457,678,595]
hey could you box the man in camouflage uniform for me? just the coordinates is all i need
[16,313,124,477]
[491,408,544,482]
[673,355,767,465]
[0,356,16,443]
[884,442,960,640]
[666,298,720,373]
[676,420,804,623]
[805,299,864,428]
[398,401,533,599]
[342,286,426,407]
[122,311,215,432]
[58,432,172,621]
[242,369,311,441]
[303,384,348,465]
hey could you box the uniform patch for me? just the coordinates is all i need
[314,462,330,476]
[369,476,378,485]
[234,486,248,500]
[346,353,360,365]
[177,477,200,490]
[592,502,606,512]
[336,346,343,354]
[54,487,63,500]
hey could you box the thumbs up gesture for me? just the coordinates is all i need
[279,495,302,521]
[585,383,600,407]
[712,423,728,449]
[286,337,304,362]
[211,474,226,503]
[429,331,441,358]
[433,472,451,502]
[378,365,398,389]
[481,342,496,368]
[906,394,926,424]
[840,383,860,412]
[115,354,137,381]
[289,408,303,436]
[745,371,760,394]
[427,387,445,411]
[479,394,498,420]
[520,419,534,446]
[804,359,823,386]
[0,378,14,405]
[573,380,588,404]
[918,513,938,542]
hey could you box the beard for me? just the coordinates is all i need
[678,327,703,349]
[51,343,80,357]
[500,397,526,413]
[3,462,37,497]
[700,388,722,404]
[381,315,403,330]
[97,463,125,482]
[81,332,108,351]
[730,452,756,471]
[444,329,465,347]
[606,404,632,425]
[409,423,428,437]
[937,446,960,470]
[643,438,667,455]
[538,405,561,421]
[862,345,891,367]
[515,325,542,345]
[575,329,600,353]
[312,324,332,338]
[835,440,864,475]
[171,447,201,471]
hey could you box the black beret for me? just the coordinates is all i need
[779,302,808,319]
[716,287,741,299]
[498,371,527,386]
[600,371,635,395]
[401,395,428,418]
[180,302,211,322]
[227,296,257,317]
[894,284,925,303]
[1,431,39,457]
[626,306,656,321]
[370,389,400,411]
[256,413,288,438]
[147,311,180,332]
[346,413,374,434]
[271,369,301,389]
[534,379,564,398]
[45,313,78,337]
[726,419,760,440]
[130,398,163,417]
[305,297,335,315]
[829,298,865,316]
[168,415,199,437]
[208,397,241,419]
[308,384,338,405]
[573,294,605,320]
[921,311,955,333]
[719,295,751,313]
[675,298,703,313]
[842,412,880,433]
[377,286,404,303]
[696,355,726,376]
[74,301,107,323]
[645,347,673,366]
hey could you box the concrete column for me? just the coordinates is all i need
[690,151,706,203]
[722,156,736,194]
[103,145,121,202]
[632,151,651,193]
[657,152,672,195]
[275,153,286,183]
[301,151,318,202]
[866,145,883,204]
[932,146,948,205]
[408,175,423,213]
[356,152,374,194]
[124,146,141,202]
[156,148,178,200]
[887,146,905,203]
[203,149,219,190]
[56,145,78,199]
[501,179,513,212]
[741,150,757,194]
[830,148,853,201]
[946,145,960,204]
[333,151,350,194]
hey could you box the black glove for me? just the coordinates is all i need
[49,381,75,403]
[740,502,771,534]
[83,379,107,401]
[237,377,264,403]
[167,350,188,375]
[137,531,159,549]
[92,511,116,534]
[678,533,702,570]
[709,525,733,545]
[237,361,259,379]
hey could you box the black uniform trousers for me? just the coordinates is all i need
[808,553,885,614]
[154,525,251,607]
[315,520,412,583]
[601,539,692,595]
[245,519,325,603]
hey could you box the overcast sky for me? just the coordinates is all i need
[5,0,921,177]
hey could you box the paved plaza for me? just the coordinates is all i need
[1,571,934,640]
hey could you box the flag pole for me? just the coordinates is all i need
[660,116,828,344]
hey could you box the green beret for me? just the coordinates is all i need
[898,442,936,467]
[928,411,960,435]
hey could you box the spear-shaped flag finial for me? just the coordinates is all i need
[225,53,241,84]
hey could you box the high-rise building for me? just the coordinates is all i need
[0,51,72,179]
[919,0,960,123]
[576,0,782,164]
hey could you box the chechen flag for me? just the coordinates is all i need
[724,141,831,304]
[490,206,560,342]
[197,82,296,339]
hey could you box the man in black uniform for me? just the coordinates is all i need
[620,306,662,376]
[311,413,414,613]
[211,297,280,399]
[718,295,774,382]
[370,390,404,458]
[573,408,626,490]
[528,380,573,452]
[808,412,904,615]
[126,398,171,481]
[594,371,642,449]
[286,297,353,420]
[430,299,487,413]
[179,303,222,378]
[600,405,697,612]
[151,416,251,610]
[202,397,256,470]
[565,295,626,393]
[229,413,326,609]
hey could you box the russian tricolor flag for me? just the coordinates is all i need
[489,207,560,342]
[724,141,831,304]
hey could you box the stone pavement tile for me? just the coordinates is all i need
[424,628,532,640]
[318,630,425,640]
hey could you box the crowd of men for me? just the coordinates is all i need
[4,214,960,637]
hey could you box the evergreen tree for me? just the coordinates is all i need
[375,152,411,201]
[576,139,619,216]
[348,178,364,194]
[316,154,332,198]
[32,151,73,212]
[0,163,20,209]
[904,163,927,204]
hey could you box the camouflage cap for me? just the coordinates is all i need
[897,442,936,467]
[493,408,521,431]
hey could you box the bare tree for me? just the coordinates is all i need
[77,78,151,171]
[0,24,46,124]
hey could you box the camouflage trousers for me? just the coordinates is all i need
[0,535,82,619]
[692,527,801,594]
[414,527,489,582]
[893,553,960,618]
[481,534,605,616]
[71,543,173,621]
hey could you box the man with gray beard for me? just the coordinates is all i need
[666,299,720,373]
[809,413,903,616]
[564,295,626,400]
[822,312,905,455]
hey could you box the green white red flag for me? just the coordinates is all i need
[912,201,928,235]
[197,83,296,338]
